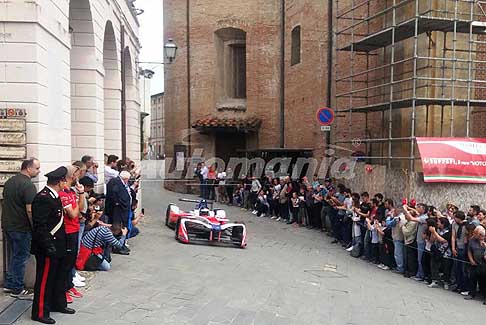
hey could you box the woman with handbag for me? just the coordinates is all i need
[76,225,127,271]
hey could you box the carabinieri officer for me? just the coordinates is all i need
[31,166,76,324]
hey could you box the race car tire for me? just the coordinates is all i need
[165,205,171,228]
[231,224,244,247]
[174,218,180,241]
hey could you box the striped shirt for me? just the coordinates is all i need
[81,226,125,249]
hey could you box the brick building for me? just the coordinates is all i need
[163,0,331,182]
[163,0,486,201]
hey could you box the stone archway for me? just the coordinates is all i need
[103,21,121,157]
[123,47,140,162]
[69,0,102,161]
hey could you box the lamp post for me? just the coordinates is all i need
[164,38,178,63]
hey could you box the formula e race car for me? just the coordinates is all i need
[165,199,247,248]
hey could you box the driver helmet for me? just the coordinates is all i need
[199,208,210,217]
[197,200,208,210]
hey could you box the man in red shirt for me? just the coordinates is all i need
[59,166,85,303]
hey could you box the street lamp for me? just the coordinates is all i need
[136,39,178,66]
[164,38,178,63]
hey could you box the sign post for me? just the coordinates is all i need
[316,107,334,130]
[316,107,334,154]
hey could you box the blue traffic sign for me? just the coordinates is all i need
[316,107,335,126]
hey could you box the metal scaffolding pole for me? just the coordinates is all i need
[449,0,459,136]
[466,0,474,136]
[348,0,355,154]
[388,0,397,168]
[409,0,419,171]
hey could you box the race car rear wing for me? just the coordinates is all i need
[179,198,214,209]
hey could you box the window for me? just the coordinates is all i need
[291,26,301,66]
[231,44,246,98]
[215,28,247,102]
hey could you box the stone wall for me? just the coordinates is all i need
[341,162,484,211]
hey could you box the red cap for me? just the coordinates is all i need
[410,199,417,207]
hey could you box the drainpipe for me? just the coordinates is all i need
[186,0,192,157]
[326,0,333,150]
[121,25,127,159]
[279,0,285,148]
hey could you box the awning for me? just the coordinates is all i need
[191,115,262,133]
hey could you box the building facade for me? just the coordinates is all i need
[150,92,165,159]
[163,0,330,180]
[163,0,486,206]
[0,0,142,184]
[140,78,151,159]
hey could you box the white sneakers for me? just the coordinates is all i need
[73,272,86,287]
[428,281,439,288]
[346,246,354,252]
[75,272,85,282]
[377,264,390,270]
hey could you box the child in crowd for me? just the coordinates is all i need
[367,218,380,264]
[298,187,308,226]
[290,192,300,225]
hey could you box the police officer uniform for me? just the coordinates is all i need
[31,167,75,324]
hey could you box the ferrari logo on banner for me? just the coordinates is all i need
[417,137,486,183]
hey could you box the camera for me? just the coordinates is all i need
[139,68,155,79]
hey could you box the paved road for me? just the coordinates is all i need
[17,178,486,324]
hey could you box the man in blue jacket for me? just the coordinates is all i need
[105,171,132,255]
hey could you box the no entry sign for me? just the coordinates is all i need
[316,107,334,126]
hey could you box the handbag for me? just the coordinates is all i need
[84,228,104,271]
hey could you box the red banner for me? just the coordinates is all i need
[417,137,486,183]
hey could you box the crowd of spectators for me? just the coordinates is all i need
[198,170,486,305]
[1,155,143,324]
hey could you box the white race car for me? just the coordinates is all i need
[166,199,247,248]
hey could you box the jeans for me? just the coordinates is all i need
[393,240,405,273]
[77,222,85,252]
[5,231,32,290]
[364,230,372,260]
[416,241,426,279]
[454,248,467,291]
[97,255,111,271]
[129,226,140,238]
[201,179,209,199]
[405,241,418,277]
[320,204,330,230]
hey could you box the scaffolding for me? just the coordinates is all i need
[334,0,486,171]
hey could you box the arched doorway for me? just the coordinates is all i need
[123,47,141,162]
[103,21,122,157]
[69,0,101,161]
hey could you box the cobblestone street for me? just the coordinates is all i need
[15,179,486,324]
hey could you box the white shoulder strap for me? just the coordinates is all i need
[50,213,64,236]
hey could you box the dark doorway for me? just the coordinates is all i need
[215,133,246,167]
